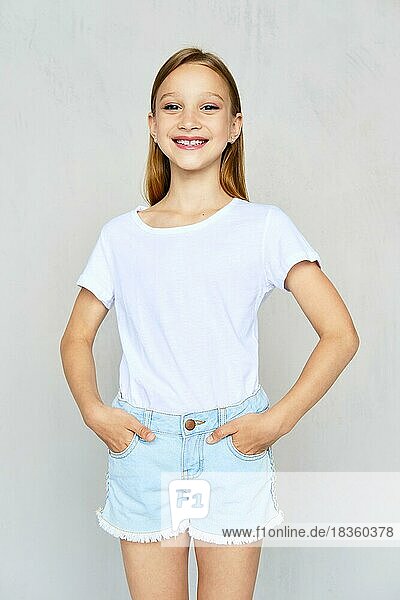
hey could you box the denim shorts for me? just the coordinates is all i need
[95,384,284,545]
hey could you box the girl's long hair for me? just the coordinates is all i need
[142,47,249,205]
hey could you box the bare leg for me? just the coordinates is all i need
[120,531,191,600]
[194,538,263,600]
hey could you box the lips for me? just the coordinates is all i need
[172,136,209,141]
[172,138,209,150]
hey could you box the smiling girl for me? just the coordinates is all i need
[60,47,359,599]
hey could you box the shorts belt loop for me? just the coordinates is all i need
[142,408,152,429]
[219,407,227,428]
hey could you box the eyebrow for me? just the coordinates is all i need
[159,92,225,103]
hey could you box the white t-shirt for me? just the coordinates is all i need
[76,197,321,414]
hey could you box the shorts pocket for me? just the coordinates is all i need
[225,434,268,461]
[108,431,139,459]
[225,401,270,461]
[109,393,140,459]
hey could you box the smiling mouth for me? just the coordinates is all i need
[172,138,209,150]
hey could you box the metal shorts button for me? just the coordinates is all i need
[184,419,196,430]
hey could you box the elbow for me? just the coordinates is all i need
[59,330,70,350]
[347,331,360,358]
[342,330,361,362]
[60,330,93,353]
[59,331,75,357]
[59,324,71,350]
[345,325,360,352]
[59,334,68,358]
[321,328,360,358]
[352,331,360,349]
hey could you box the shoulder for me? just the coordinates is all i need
[229,200,290,241]
[259,204,295,232]
[99,209,134,239]
[235,199,285,225]
[233,197,272,210]
[236,199,283,215]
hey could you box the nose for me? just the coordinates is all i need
[178,110,202,131]
[178,125,202,134]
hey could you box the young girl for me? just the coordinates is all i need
[60,47,359,599]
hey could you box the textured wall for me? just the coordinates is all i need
[1,1,399,598]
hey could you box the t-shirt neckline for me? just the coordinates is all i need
[132,197,239,234]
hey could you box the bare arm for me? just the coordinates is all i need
[60,287,109,425]
[274,260,360,434]
[60,288,156,450]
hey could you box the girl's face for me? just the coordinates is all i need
[148,63,242,171]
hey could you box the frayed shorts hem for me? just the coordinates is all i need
[187,510,285,545]
[95,506,285,546]
[95,507,190,543]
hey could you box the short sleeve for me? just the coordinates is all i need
[263,205,322,291]
[76,227,115,309]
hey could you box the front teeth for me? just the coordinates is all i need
[174,139,207,146]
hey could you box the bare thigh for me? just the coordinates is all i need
[120,531,191,600]
[194,538,263,600]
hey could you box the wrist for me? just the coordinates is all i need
[82,399,105,427]
[274,397,303,434]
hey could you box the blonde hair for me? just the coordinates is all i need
[142,47,249,205]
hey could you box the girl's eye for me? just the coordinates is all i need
[163,104,219,111]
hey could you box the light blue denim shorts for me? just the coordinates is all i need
[95,384,284,545]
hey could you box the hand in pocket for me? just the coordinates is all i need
[85,404,156,453]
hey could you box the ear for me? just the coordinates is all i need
[148,112,156,138]
[230,112,243,138]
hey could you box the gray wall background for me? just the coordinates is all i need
[1,1,399,598]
